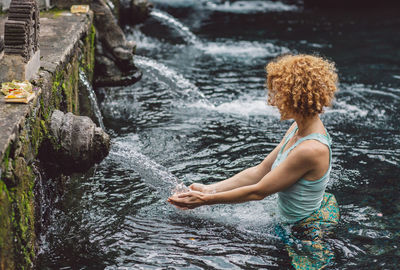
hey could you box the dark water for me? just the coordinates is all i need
[38,1,400,269]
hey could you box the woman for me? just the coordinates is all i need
[168,54,340,268]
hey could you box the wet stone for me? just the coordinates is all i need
[120,0,153,26]
[40,110,110,174]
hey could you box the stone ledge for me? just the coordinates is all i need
[0,11,93,161]
[0,10,96,268]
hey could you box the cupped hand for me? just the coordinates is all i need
[189,183,207,192]
[167,190,207,210]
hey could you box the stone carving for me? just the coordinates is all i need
[0,0,40,82]
[93,36,142,87]
[4,0,39,62]
[91,0,142,86]
[39,110,110,174]
[119,0,153,26]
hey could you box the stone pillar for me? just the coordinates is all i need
[0,0,12,11]
[0,0,41,82]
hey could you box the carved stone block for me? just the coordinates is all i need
[0,49,40,81]
[1,0,40,82]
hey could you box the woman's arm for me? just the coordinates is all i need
[194,123,297,194]
[169,140,324,209]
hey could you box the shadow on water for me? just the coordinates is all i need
[38,1,400,269]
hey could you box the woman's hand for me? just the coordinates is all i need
[167,190,208,210]
[189,183,210,193]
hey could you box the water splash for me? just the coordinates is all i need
[326,100,369,117]
[150,0,299,12]
[205,0,299,13]
[150,9,200,45]
[111,136,189,197]
[79,70,106,130]
[187,96,280,118]
[134,55,214,106]
[149,0,208,7]
[203,40,289,57]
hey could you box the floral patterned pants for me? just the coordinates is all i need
[276,193,340,270]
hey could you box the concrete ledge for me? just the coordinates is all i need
[0,11,93,161]
[0,10,96,268]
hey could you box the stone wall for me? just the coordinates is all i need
[0,11,95,269]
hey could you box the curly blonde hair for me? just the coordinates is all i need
[265,54,338,119]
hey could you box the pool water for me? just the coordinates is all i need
[37,1,400,269]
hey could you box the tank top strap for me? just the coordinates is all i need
[279,126,298,156]
[285,126,298,143]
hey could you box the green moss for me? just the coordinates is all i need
[83,24,96,79]
[2,144,11,174]
[89,25,96,72]
[0,18,96,268]
[51,71,64,109]
[10,162,35,269]
[40,8,67,18]
[0,180,13,268]
[40,120,47,136]
[0,157,35,269]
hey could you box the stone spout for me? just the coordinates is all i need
[39,110,110,174]
[90,0,143,86]
[120,0,153,26]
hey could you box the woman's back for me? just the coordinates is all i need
[272,125,332,223]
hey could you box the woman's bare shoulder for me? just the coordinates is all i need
[291,139,329,162]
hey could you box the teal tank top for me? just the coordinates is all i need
[271,125,332,223]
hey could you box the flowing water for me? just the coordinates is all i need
[38,1,400,269]
[79,70,106,131]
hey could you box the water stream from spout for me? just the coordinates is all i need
[134,55,214,106]
[150,9,200,45]
[79,70,106,131]
[112,137,189,197]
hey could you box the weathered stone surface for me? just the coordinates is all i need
[37,12,94,76]
[41,110,110,173]
[0,0,11,11]
[0,11,97,269]
[88,0,145,86]
[50,0,91,8]
[0,50,40,82]
[94,39,142,86]
[91,0,137,73]
[0,12,94,160]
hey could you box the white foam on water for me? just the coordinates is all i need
[187,96,280,118]
[150,0,208,7]
[197,198,279,230]
[201,41,290,58]
[205,0,299,13]
[326,83,400,121]
[341,83,400,101]
[150,0,299,13]
[111,135,280,232]
[325,100,369,118]
[127,29,160,51]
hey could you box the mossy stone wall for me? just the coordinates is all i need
[0,20,96,270]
